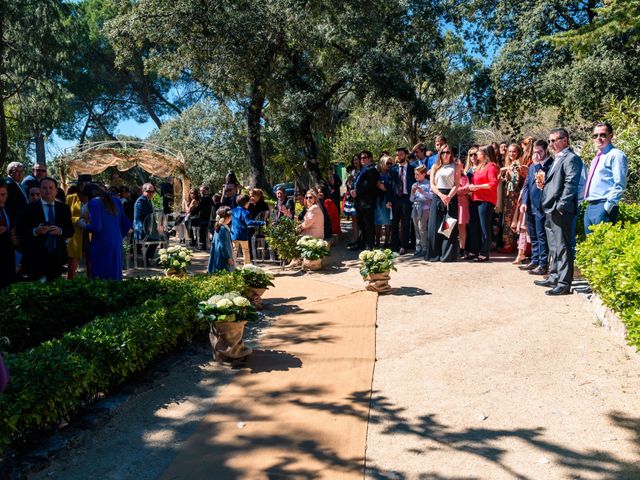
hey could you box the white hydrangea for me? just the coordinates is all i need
[374,251,385,261]
[160,254,168,263]
[158,248,167,255]
[216,298,234,309]
[185,256,192,262]
[232,296,250,307]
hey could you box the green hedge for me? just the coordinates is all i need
[576,221,640,350]
[0,278,184,353]
[0,273,246,450]
[576,202,640,240]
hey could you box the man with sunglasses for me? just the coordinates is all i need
[535,128,584,296]
[389,147,415,254]
[22,163,47,191]
[583,122,628,234]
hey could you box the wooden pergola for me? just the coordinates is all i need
[55,140,191,207]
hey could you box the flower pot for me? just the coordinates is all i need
[364,271,392,294]
[244,287,267,310]
[165,268,187,278]
[302,258,323,271]
[209,321,252,362]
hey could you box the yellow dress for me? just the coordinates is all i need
[66,193,84,259]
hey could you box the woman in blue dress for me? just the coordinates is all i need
[208,206,234,273]
[79,184,132,280]
[374,155,393,247]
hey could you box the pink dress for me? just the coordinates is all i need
[457,174,471,225]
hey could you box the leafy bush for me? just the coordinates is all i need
[0,278,178,353]
[576,221,640,349]
[265,217,299,262]
[0,273,247,450]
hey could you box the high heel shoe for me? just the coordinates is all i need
[512,254,526,265]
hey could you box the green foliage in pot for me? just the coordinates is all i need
[265,217,299,262]
[358,249,399,277]
[235,264,275,289]
[296,236,329,260]
[197,292,258,324]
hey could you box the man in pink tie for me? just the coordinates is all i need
[583,122,628,235]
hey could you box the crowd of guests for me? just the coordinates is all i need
[1,122,628,296]
[342,124,628,296]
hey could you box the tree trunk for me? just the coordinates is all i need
[0,14,7,166]
[34,132,46,164]
[301,118,322,186]
[246,80,269,190]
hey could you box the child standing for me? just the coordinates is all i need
[208,206,234,273]
[410,164,432,256]
[231,194,265,266]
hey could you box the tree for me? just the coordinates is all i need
[450,0,640,134]
[149,100,247,191]
[0,0,71,168]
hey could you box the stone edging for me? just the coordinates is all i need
[575,286,632,347]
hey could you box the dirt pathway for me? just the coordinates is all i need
[29,238,640,479]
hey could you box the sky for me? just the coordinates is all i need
[45,118,158,160]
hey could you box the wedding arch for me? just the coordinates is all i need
[56,140,191,206]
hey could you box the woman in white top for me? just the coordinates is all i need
[425,145,460,262]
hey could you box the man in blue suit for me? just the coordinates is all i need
[134,183,157,260]
[388,148,415,254]
[519,140,553,275]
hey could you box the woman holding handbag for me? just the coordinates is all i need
[424,145,460,262]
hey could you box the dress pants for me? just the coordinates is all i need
[391,195,412,250]
[545,210,575,289]
[356,202,375,250]
[526,207,548,268]
[584,201,618,235]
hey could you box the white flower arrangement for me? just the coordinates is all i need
[296,235,329,260]
[358,248,399,277]
[198,291,258,323]
[158,245,192,272]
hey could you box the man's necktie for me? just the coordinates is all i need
[584,150,603,200]
[46,203,56,253]
[399,166,405,196]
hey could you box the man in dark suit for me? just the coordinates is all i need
[519,139,554,275]
[21,163,47,191]
[16,177,73,281]
[4,161,28,223]
[0,182,16,288]
[535,128,584,296]
[348,150,379,251]
[388,148,415,254]
[133,183,157,260]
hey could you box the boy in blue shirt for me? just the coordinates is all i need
[231,194,265,265]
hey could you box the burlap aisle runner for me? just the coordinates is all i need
[160,276,378,479]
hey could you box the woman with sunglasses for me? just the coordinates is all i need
[296,189,324,239]
[467,145,500,262]
[425,145,460,262]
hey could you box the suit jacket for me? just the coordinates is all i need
[541,149,583,215]
[354,163,380,209]
[521,157,553,212]
[4,176,28,223]
[388,163,415,204]
[133,196,154,240]
[16,200,73,277]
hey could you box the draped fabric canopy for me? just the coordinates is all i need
[57,141,191,208]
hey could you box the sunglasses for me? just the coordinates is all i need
[548,137,566,143]
[442,151,452,155]
[386,162,393,166]
[592,133,609,139]
[305,196,315,200]
[146,189,156,193]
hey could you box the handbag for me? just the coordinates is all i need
[438,213,457,238]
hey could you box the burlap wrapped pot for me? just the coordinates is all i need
[209,321,252,362]
[364,271,392,294]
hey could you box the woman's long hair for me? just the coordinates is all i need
[84,183,117,216]
[478,144,498,168]
[433,144,452,174]
[521,136,536,166]
[465,146,478,174]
